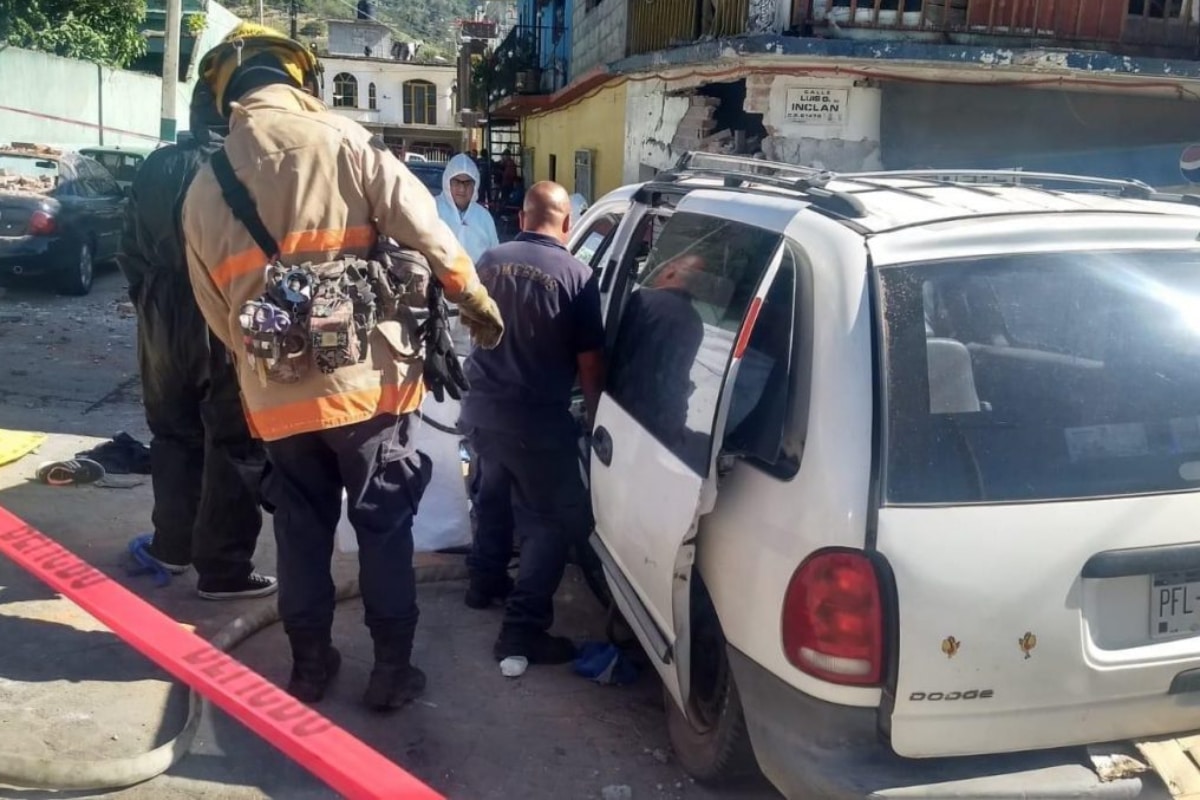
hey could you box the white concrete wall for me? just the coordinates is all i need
[0,48,168,148]
[746,74,882,171]
[0,1,241,149]
[321,56,459,130]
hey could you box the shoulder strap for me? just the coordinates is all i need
[209,149,280,259]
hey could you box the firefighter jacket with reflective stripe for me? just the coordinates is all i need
[182,84,481,441]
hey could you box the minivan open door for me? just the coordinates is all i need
[589,197,784,709]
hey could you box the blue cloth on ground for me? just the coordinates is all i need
[572,641,638,686]
[126,533,172,587]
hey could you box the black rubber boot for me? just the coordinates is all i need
[464,573,514,610]
[363,638,426,712]
[493,624,577,665]
[286,632,341,704]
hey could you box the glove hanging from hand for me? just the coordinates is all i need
[421,282,469,403]
[456,281,505,349]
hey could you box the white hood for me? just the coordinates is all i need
[442,153,481,202]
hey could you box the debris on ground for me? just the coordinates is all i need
[601,785,633,800]
[77,432,151,475]
[500,656,528,678]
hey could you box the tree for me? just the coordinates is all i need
[1,0,148,68]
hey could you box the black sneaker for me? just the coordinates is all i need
[197,573,279,601]
[363,664,427,711]
[464,574,514,610]
[493,626,577,665]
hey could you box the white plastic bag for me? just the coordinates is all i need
[335,396,473,555]
[335,491,357,553]
[411,395,472,553]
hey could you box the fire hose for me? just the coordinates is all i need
[0,561,469,792]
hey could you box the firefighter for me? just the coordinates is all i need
[182,24,504,710]
[119,79,276,601]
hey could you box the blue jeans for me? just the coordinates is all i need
[464,426,591,632]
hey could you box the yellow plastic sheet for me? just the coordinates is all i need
[0,429,47,467]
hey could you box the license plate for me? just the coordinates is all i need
[1151,570,1200,638]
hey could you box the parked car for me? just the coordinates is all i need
[568,152,1200,799]
[405,161,445,197]
[0,144,126,295]
[78,145,151,192]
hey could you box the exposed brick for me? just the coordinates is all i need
[689,95,720,107]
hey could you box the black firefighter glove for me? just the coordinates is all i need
[422,281,469,403]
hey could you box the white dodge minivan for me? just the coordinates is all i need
[568,152,1200,799]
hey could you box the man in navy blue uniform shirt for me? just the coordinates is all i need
[459,181,605,664]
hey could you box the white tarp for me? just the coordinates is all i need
[336,383,473,554]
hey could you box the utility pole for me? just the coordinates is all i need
[258,0,265,24]
[290,0,299,38]
[159,0,182,142]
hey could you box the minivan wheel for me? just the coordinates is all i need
[665,582,758,784]
[55,239,94,296]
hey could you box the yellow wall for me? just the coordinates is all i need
[521,81,627,201]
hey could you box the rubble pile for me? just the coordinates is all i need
[0,172,54,193]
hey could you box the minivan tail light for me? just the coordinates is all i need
[28,210,56,236]
[782,549,883,686]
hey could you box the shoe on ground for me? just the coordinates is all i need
[288,645,341,704]
[464,574,514,610]
[363,664,427,711]
[493,626,577,665]
[197,572,278,601]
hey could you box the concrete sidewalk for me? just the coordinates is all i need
[0,272,779,799]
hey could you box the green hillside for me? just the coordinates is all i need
[226,0,471,59]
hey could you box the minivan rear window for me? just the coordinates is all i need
[881,249,1200,504]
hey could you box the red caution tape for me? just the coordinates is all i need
[0,507,445,800]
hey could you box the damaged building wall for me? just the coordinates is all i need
[624,78,691,183]
[744,74,882,171]
[625,72,883,180]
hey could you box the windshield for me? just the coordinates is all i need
[881,249,1200,505]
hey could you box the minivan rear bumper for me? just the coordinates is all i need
[727,647,1169,799]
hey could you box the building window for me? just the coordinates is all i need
[403,80,437,125]
[368,82,377,110]
[333,73,358,108]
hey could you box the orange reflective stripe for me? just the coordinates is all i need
[211,225,377,287]
[246,382,424,441]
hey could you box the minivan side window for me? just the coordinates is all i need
[606,211,782,476]
[723,249,798,476]
[572,213,621,269]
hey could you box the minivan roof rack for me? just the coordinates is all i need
[660,151,867,218]
[840,169,1158,199]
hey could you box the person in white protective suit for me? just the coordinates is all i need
[436,153,499,264]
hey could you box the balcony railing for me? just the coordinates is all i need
[476,23,570,109]
[800,0,1199,55]
[628,0,752,55]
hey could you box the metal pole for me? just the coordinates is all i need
[290,0,299,38]
[159,0,182,142]
[258,0,265,24]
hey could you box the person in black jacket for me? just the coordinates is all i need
[117,81,276,600]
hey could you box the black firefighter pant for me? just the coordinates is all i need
[136,275,264,585]
[262,413,433,654]
[465,426,592,633]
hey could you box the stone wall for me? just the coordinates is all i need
[572,0,629,78]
